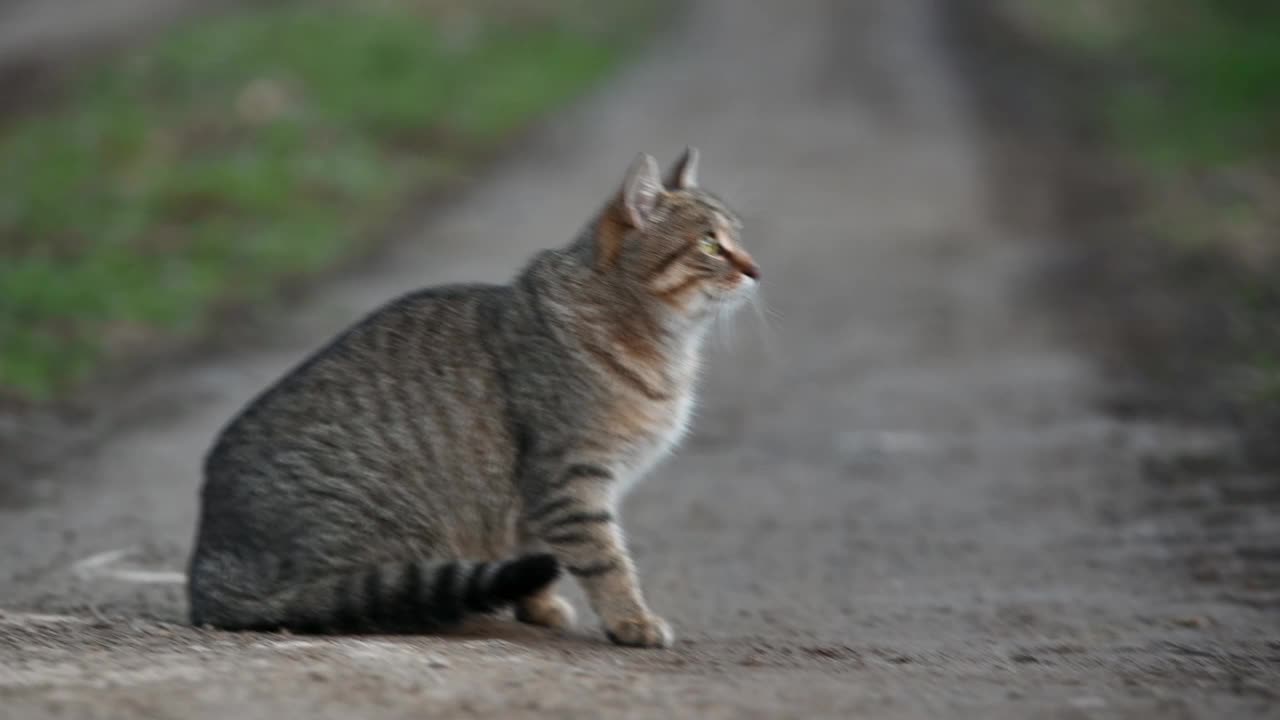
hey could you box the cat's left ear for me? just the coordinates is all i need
[663,146,699,190]
[620,152,663,228]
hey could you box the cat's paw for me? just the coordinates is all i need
[515,594,576,631]
[604,613,673,648]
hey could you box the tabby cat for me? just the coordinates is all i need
[187,148,758,647]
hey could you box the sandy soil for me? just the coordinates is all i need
[1,1,1277,717]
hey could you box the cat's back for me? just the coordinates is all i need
[195,282,534,560]
[205,283,519,479]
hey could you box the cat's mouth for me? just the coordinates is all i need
[704,274,757,305]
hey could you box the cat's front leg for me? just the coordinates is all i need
[523,463,672,648]
[559,527,671,648]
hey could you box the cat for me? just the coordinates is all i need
[187,148,758,648]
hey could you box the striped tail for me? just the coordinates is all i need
[196,553,560,634]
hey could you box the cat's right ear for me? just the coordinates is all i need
[663,146,699,190]
[619,152,663,229]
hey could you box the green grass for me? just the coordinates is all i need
[1009,0,1280,168]
[0,1,659,400]
[1112,4,1280,169]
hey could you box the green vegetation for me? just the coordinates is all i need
[1006,0,1280,444]
[1112,4,1279,169]
[1010,0,1280,167]
[0,1,660,400]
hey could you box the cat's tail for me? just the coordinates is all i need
[190,553,561,633]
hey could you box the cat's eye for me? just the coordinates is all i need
[698,232,721,256]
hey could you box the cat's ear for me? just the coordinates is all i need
[620,152,663,228]
[663,146,699,190]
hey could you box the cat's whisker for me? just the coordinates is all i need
[752,291,780,329]
[713,300,730,351]
[719,307,732,350]
[724,301,738,349]
[748,291,780,362]
[757,296,784,324]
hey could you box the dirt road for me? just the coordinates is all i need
[2,1,1277,717]
[0,0,211,62]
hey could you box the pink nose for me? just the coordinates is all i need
[740,262,760,281]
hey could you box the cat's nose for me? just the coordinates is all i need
[727,248,759,281]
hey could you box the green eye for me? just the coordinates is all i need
[699,233,721,256]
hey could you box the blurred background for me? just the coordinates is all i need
[1,0,1275,440]
[976,0,1280,463]
[0,0,664,402]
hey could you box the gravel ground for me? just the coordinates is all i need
[2,1,1278,717]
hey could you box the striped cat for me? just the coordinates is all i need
[187,148,758,647]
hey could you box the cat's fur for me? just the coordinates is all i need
[187,149,757,647]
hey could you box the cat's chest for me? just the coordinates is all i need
[590,340,701,481]
[645,391,695,450]
[607,388,695,478]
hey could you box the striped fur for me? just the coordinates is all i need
[195,555,558,633]
[187,149,756,647]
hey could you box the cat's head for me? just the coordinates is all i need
[592,148,758,319]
